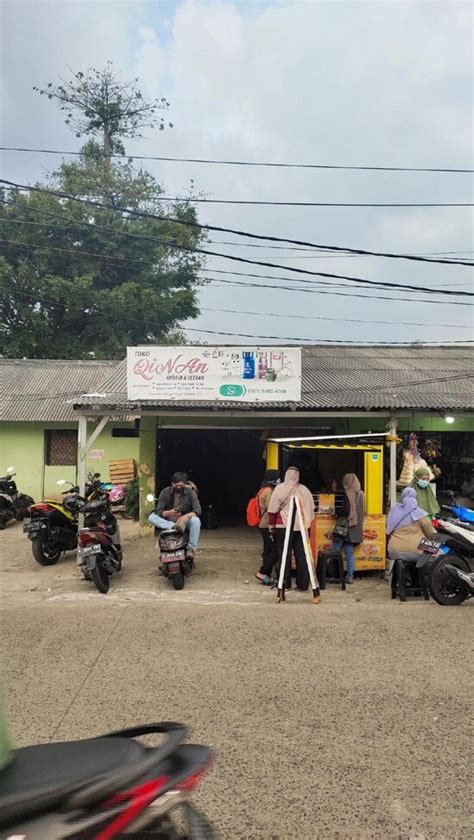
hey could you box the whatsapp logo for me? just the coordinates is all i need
[219,384,246,398]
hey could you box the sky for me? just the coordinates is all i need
[1,0,473,345]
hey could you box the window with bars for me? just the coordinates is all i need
[45,430,78,466]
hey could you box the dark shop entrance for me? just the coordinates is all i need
[157,429,267,527]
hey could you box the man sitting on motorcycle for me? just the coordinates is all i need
[148,472,202,560]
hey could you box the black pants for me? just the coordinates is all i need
[259,528,277,577]
[275,529,310,591]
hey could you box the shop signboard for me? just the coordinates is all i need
[127,346,302,403]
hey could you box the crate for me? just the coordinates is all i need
[109,459,136,486]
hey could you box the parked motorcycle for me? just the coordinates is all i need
[25,473,105,566]
[0,722,215,839]
[77,496,123,594]
[0,467,34,530]
[147,494,194,591]
[418,496,474,606]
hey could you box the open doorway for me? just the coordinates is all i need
[282,446,366,493]
[157,429,267,526]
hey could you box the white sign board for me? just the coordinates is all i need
[127,346,301,403]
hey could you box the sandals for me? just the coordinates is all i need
[256,574,276,586]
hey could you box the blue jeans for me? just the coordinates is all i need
[148,513,201,551]
[332,540,355,578]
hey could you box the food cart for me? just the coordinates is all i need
[267,436,387,572]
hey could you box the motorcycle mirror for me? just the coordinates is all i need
[6,466,15,474]
[94,472,101,478]
[146,494,155,503]
[56,479,67,486]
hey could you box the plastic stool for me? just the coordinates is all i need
[391,556,430,603]
[317,550,346,591]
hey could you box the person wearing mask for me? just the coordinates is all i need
[255,469,280,586]
[386,486,437,581]
[410,466,440,516]
[149,471,202,560]
[331,473,365,585]
[267,467,318,594]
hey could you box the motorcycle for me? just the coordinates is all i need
[418,496,474,606]
[76,496,123,594]
[0,722,215,839]
[147,494,194,591]
[25,473,105,566]
[0,467,34,530]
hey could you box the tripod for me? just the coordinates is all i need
[275,495,321,604]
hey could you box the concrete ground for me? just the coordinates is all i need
[0,519,472,839]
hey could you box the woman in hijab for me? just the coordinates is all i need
[410,466,440,516]
[331,473,365,584]
[255,469,280,586]
[267,467,316,592]
[387,486,437,555]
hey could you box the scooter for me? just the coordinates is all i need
[25,473,105,566]
[0,467,34,530]
[76,496,123,594]
[0,722,215,839]
[147,494,194,591]
[418,498,474,606]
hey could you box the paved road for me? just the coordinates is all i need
[0,522,472,838]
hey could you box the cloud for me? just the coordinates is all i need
[1,0,472,341]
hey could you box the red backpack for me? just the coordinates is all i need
[246,490,263,527]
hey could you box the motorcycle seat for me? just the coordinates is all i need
[0,736,146,826]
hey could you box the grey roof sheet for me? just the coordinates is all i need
[73,345,474,413]
[1,359,120,422]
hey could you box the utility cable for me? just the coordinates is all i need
[1,145,473,173]
[1,180,473,268]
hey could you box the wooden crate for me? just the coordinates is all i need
[109,458,136,486]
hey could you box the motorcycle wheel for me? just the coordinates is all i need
[0,516,6,531]
[429,556,468,606]
[171,570,185,590]
[91,560,110,594]
[15,509,25,522]
[32,534,60,565]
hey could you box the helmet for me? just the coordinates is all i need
[107,484,125,503]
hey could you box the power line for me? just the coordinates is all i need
[7,206,472,264]
[2,236,472,301]
[2,180,473,268]
[200,306,472,330]
[161,196,474,208]
[1,284,471,346]
[1,145,473,174]
[206,277,472,307]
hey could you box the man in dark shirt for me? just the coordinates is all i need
[149,472,202,558]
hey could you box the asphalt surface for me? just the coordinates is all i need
[0,520,472,839]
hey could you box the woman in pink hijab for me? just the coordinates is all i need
[267,467,316,591]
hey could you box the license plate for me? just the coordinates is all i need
[162,551,185,562]
[79,544,101,556]
[418,537,441,554]
[24,521,42,533]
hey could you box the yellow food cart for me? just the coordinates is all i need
[266,437,387,572]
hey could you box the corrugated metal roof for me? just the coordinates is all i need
[1,359,120,422]
[72,345,474,413]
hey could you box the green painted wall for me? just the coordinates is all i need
[0,422,139,501]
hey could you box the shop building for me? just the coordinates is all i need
[72,344,474,570]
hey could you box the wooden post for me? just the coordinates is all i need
[138,416,156,535]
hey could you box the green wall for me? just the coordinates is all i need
[0,422,139,501]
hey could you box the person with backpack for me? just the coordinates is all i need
[267,467,316,592]
[249,469,281,586]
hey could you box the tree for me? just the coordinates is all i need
[0,66,205,360]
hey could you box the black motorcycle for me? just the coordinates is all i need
[0,722,215,839]
[0,467,34,530]
[418,499,474,606]
[24,473,105,566]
